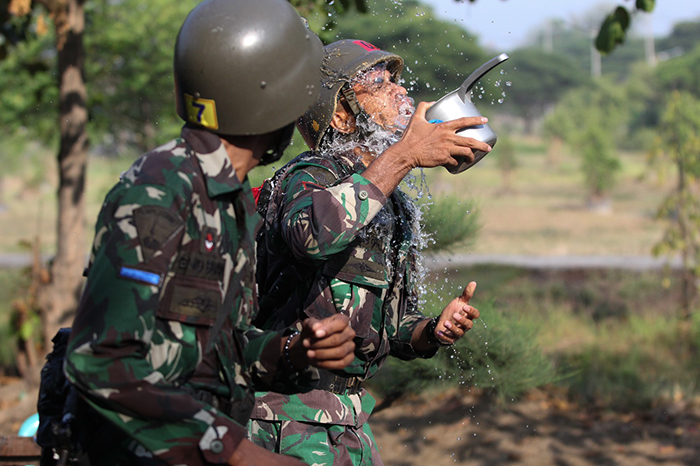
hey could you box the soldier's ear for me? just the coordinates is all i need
[330,98,357,134]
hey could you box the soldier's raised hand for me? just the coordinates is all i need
[433,281,480,345]
[393,102,492,170]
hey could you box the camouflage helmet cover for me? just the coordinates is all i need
[297,39,404,150]
[174,0,323,136]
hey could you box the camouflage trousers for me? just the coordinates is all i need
[247,418,383,466]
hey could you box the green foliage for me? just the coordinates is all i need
[657,20,700,55]
[655,44,700,100]
[493,133,517,173]
[446,301,557,404]
[579,116,621,198]
[595,7,630,55]
[595,2,655,54]
[367,298,557,405]
[85,0,198,153]
[636,0,655,12]
[557,316,700,410]
[329,0,487,102]
[497,49,589,124]
[289,0,367,42]
[544,81,627,199]
[421,195,480,253]
[649,91,700,312]
[0,20,58,145]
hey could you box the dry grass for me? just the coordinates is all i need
[0,136,673,257]
[424,137,671,256]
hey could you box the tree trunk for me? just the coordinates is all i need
[38,0,88,350]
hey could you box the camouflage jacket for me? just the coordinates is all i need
[65,126,311,465]
[252,150,435,425]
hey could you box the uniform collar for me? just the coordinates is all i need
[181,125,243,198]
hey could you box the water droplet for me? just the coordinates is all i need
[260,81,267,89]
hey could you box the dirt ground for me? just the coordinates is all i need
[3,377,700,466]
[370,389,700,466]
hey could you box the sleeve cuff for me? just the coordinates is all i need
[199,412,248,464]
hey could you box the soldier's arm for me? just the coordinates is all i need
[388,253,440,361]
[65,183,246,465]
[280,167,387,261]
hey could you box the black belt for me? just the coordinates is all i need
[316,370,362,395]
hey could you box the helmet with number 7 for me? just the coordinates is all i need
[174,0,323,136]
[297,39,404,150]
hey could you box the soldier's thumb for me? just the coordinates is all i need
[461,281,477,302]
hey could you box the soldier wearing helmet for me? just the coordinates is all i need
[249,39,486,465]
[62,2,355,465]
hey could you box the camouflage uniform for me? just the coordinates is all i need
[250,150,437,465]
[65,126,315,465]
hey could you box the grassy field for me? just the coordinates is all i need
[367,264,697,411]
[0,134,673,257]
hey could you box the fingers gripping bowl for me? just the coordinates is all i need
[425,53,509,174]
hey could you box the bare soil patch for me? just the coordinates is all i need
[370,388,700,466]
[3,378,698,466]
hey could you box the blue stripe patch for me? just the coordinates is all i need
[119,266,161,286]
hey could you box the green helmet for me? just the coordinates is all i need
[174,0,323,136]
[297,39,404,150]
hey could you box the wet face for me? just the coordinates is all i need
[352,65,414,134]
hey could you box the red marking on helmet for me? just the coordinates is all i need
[353,40,379,52]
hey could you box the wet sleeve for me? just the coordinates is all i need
[64,183,245,465]
[389,250,438,361]
[280,168,387,262]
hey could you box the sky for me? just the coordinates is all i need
[419,0,700,51]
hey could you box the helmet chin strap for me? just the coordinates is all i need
[259,122,295,166]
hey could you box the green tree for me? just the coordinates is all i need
[656,19,700,56]
[544,80,626,207]
[497,48,590,133]
[578,114,621,209]
[649,91,700,317]
[493,134,517,193]
[1,0,89,354]
[421,195,480,253]
[330,0,487,102]
[85,0,199,153]
[655,44,700,99]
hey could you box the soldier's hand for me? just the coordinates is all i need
[228,439,307,466]
[434,281,480,345]
[293,314,355,370]
[390,101,492,170]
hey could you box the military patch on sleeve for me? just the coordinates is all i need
[171,285,220,322]
[133,206,185,261]
[158,278,221,326]
[173,252,225,281]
